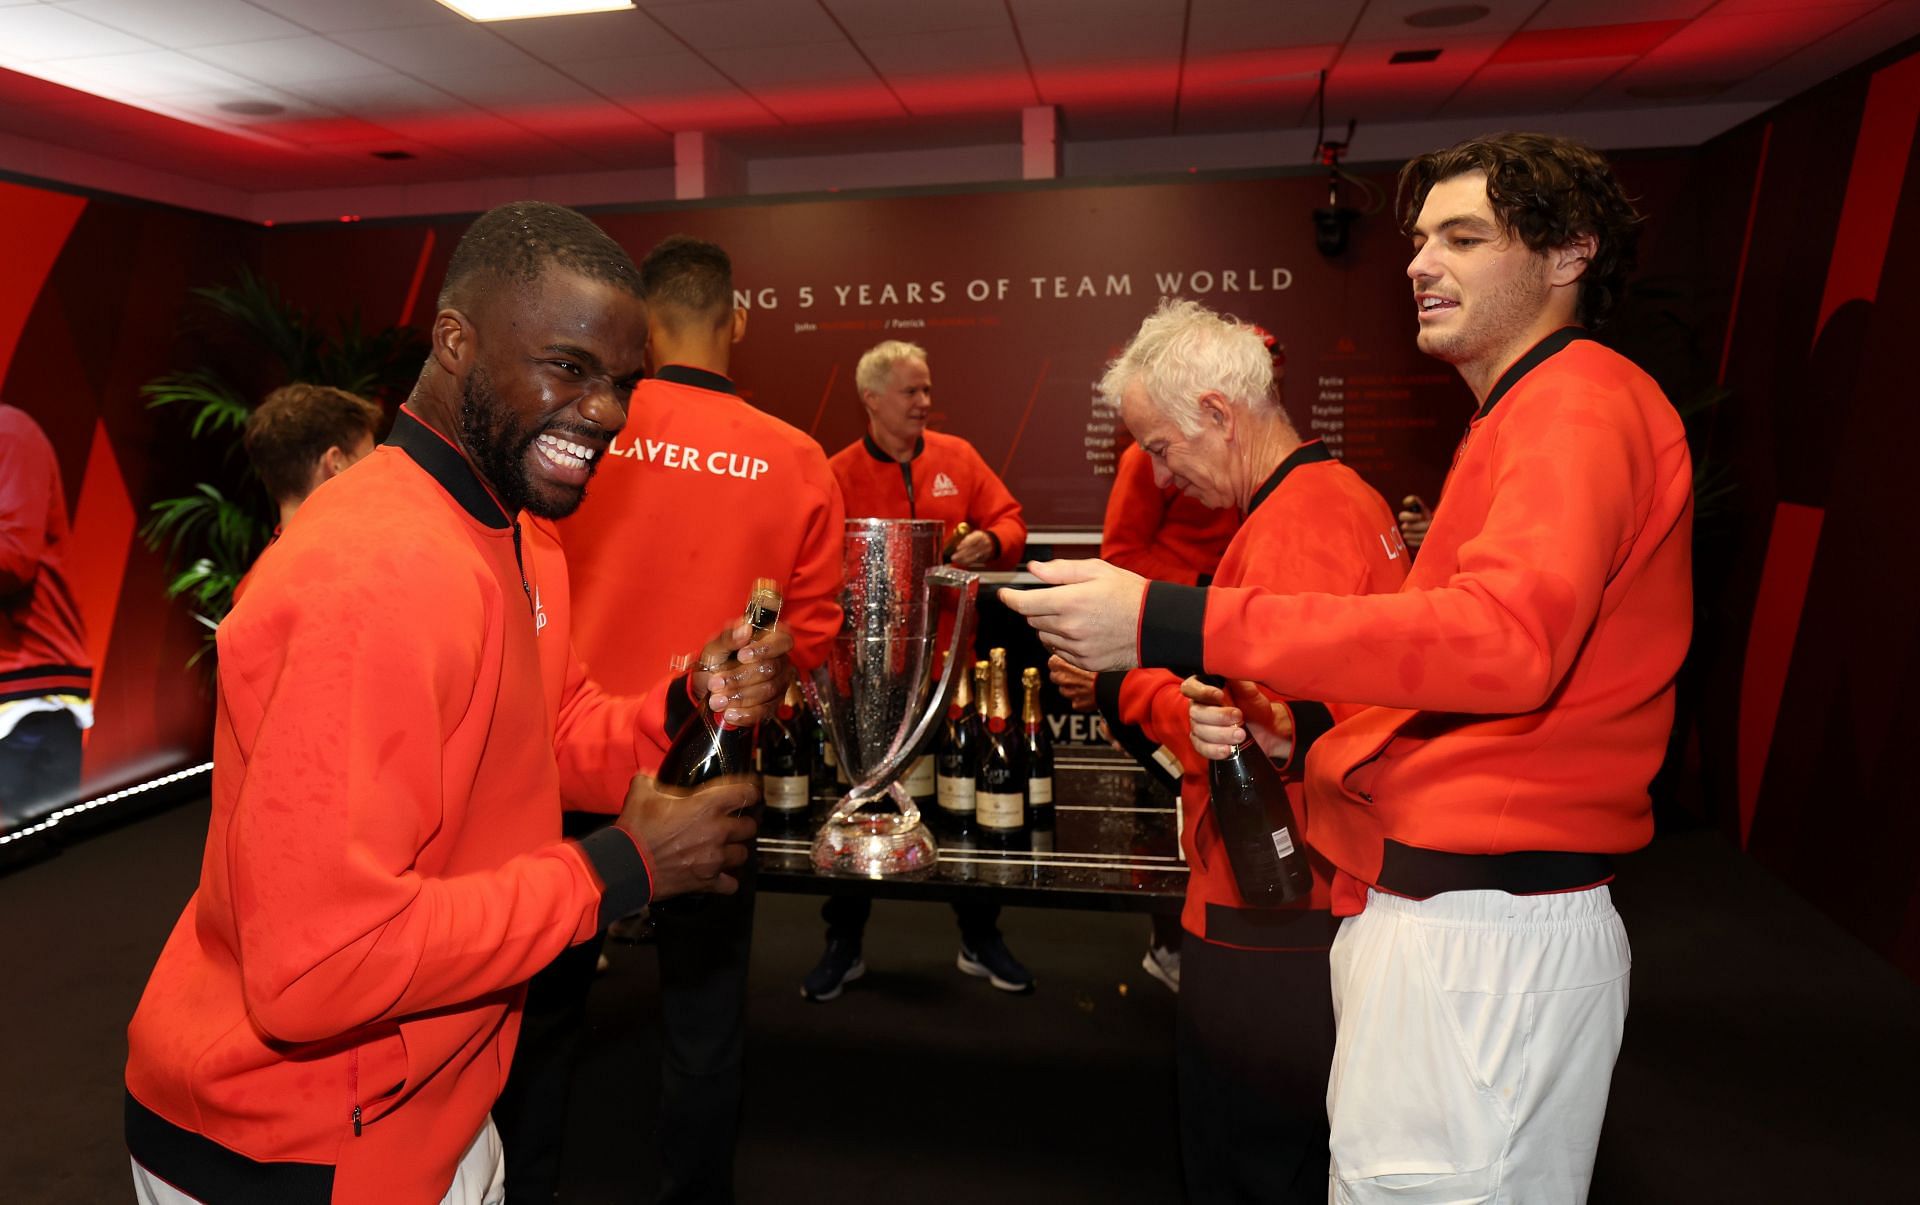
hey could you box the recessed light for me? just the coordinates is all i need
[217,100,285,116]
[1405,4,1490,28]
[371,149,417,160]
[433,0,634,20]
[1390,49,1444,64]
[1624,80,1732,100]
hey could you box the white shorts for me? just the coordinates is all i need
[132,1117,506,1205]
[1327,887,1630,1204]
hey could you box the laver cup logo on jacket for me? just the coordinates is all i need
[608,435,771,481]
[931,471,959,498]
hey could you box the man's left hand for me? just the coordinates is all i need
[997,558,1147,672]
[692,619,794,726]
[948,530,995,568]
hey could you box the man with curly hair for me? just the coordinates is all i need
[1003,133,1693,1201]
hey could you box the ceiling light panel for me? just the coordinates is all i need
[433,0,635,21]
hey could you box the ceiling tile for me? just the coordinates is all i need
[1182,44,1336,92]
[622,90,772,130]
[277,74,467,117]
[824,0,1007,37]
[643,0,844,51]
[1614,5,1880,86]
[760,80,905,123]
[244,0,470,34]
[250,114,409,146]
[707,39,878,88]
[888,70,1036,114]
[1346,0,1534,44]
[482,7,680,61]
[1490,20,1688,64]
[57,0,307,47]
[565,50,738,100]
[1186,0,1364,57]
[1440,56,1636,116]
[1727,0,1920,100]
[858,25,1028,76]
[414,61,605,108]
[1035,59,1179,108]
[185,35,391,85]
[0,5,155,61]
[1018,17,1187,65]
[331,22,543,74]
[31,48,266,99]
[1526,0,1714,29]
[1010,0,1179,21]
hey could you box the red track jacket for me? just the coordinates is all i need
[558,364,845,685]
[0,403,90,704]
[1135,332,1694,912]
[827,429,1026,569]
[125,409,676,1204]
[1100,442,1406,946]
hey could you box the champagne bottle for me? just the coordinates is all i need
[1201,676,1312,906]
[656,578,783,792]
[933,650,978,830]
[903,657,937,810]
[1021,666,1054,827]
[976,648,1025,837]
[806,694,838,804]
[758,679,811,823]
[941,521,972,561]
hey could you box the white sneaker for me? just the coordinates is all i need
[1142,944,1181,993]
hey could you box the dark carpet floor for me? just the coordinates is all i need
[3,799,1917,1203]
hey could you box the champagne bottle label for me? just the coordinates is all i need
[978,790,1024,830]
[764,774,809,812]
[1027,776,1053,806]
[937,774,976,813]
[904,754,935,797]
[1270,826,1296,860]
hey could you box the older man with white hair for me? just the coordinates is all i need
[1077,298,1406,1204]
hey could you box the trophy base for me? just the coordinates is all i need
[810,798,939,879]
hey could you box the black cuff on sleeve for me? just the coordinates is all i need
[1093,670,1128,723]
[1195,572,1213,587]
[1139,581,1208,677]
[984,529,1002,563]
[1288,701,1336,765]
[667,672,697,738]
[578,828,654,927]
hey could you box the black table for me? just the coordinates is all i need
[757,748,1188,913]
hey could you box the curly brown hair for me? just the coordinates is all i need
[1397,133,1645,328]
[244,383,383,506]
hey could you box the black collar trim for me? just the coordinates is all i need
[653,364,737,395]
[1247,439,1335,516]
[863,432,925,464]
[386,406,511,529]
[1477,327,1590,421]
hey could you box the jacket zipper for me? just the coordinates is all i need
[508,519,535,613]
[349,1048,362,1137]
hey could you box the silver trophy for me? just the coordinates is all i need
[807,518,978,878]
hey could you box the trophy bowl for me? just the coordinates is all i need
[806,518,977,878]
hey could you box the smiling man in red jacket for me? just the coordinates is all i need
[124,203,787,1205]
[1004,135,1691,1202]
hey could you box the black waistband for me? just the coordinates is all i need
[1376,840,1614,899]
[126,1092,334,1205]
[1204,903,1337,951]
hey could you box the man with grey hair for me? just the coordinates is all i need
[1083,298,1407,1203]
[807,338,1030,1003]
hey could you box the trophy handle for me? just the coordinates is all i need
[824,566,977,824]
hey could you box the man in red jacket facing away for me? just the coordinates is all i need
[497,235,846,1205]
[0,402,91,833]
[124,203,785,1205]
[1004,135,1691,1202]
[1091,300,1407,1203]
[803,340,1031,1001]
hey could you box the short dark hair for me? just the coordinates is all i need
[244,383,383,506]
[1397,133,1645,328]
[640,235,734,323]
[437,201,641,309]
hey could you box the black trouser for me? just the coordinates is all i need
[497,822,757,1205]
[1176,934,1335,1205]
[821,893,1001,946]
[0,709,83,827]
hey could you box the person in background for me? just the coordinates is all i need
[242,383,383,531]
[803,339,1030,1002]
[1056,439,1240,993]
[124,202,782,1205]
[498,234,846,1205]
[1082,299,1407,1203]
[0,402,91,833]
[1003,133,1688,1202]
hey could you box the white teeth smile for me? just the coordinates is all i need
[1420,297,1454,310]
[537,433,598,468]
